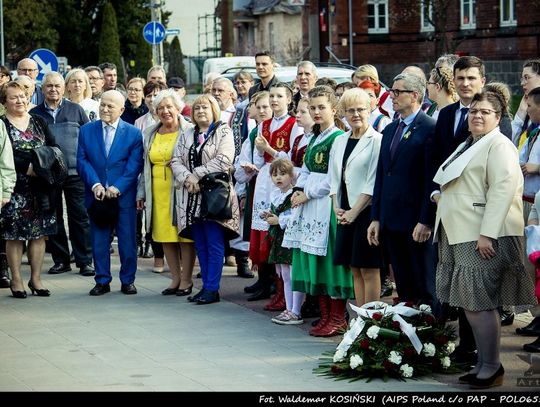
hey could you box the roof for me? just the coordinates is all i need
[251,0,301,15]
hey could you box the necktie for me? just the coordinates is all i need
[455,107,469,136]
[198,131,205,146]
[104,125,113,156]
[389,120,406,159]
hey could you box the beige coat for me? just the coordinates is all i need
[0,120,15,201]
[433,127,524,245]
[136,115,194,231]
[170,122,239,236]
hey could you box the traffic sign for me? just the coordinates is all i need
[143,21,166,45]
[29,48,58,82]
[165,28,180,36]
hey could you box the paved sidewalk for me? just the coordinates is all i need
[0,252,535,392]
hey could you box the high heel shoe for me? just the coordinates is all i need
[458,372,477,384]
[469,365,504,389]
[28,281,50,297]
[176,284,193,296]
[10,286,27,299]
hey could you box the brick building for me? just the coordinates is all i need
[302,0,540,90]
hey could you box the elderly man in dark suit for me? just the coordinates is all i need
[77,90,143,296]
[367,72,436,307]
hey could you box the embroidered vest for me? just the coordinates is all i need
[304,129,344,174]
[261,116,295,163]
[290,134,308,168]
[231,107,246,159]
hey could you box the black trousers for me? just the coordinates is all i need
[383,228,434,306]
[47,175,92,267]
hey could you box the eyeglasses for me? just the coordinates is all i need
[88,76,103,81]
[389,88,415,97]
[469,108,499,117]
[345,107,368,116]
[128,88,143,92]
[18,68,37,73]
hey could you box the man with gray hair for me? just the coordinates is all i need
[367,72,437,308]
[30,72,94,276]
[292,61,318,110]
[147,65,166,84]
[17,58,44,105]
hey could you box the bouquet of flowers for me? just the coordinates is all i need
[315,300,459,382]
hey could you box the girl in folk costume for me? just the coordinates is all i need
[283,85,353,337]
[262,158,303,325]
[290,98,314,170]
[249,83,302,304]
[234,92,274,292]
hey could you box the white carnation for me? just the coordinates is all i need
[388,350,402,365]
[422,342,436,357]
[446,342,456,354]
[366,325,380,339]
[333,349,346,363]
[349,354,364,369]
[419,304,432,313]
[400,364,414,378]
[441,356,451,368]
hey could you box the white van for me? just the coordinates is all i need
[202,56,256,79]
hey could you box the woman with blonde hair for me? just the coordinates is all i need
[426,66,458,120]
[64,68,99,121]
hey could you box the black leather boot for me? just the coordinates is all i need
[142,241,153,258]
[246,264,273,301]
[0,254,10,288]
[235,250,254,278]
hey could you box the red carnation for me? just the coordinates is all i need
[360,339,370,349]
[405,301,414,307]
[383,360,395,371]
[373,312,383,321]
[392,321,401,330]
[403,347,415,358]
[435,335,449,345]
[331,365,343,374]
[392,297,401,305]
[425,315,436,325]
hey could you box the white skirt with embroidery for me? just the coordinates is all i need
[250,163,272,231]
[282,172,331,256]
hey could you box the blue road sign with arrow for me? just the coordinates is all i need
[29,48,59,82]
[143,21,166,45]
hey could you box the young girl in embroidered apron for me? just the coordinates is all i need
[248,84,301,302]
[282,85,354,337]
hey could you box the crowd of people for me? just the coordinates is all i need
[0,53,539,389]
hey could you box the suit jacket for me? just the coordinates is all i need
[433,127,524,244]
[371,110,436,232]
[76,119,143,209]
[329,126,382,206]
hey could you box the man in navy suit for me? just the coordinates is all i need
[367,72,436,306]
[77,90,143,296]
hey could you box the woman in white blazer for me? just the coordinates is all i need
[433,89,536,389]
[329,88,383,305]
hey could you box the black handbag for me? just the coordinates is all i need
[199,172,232,220]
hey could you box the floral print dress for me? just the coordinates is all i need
[0,116,56,240]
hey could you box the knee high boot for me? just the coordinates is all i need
[313,298,348,337]
[264,275,285,311]
[309,295,331,336]
[247,264,273,301]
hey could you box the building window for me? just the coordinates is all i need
[368,0,389,34]
[461,0,477,29]
[500,0,516,27]
[268,22,275,53]
[420,0,434,32]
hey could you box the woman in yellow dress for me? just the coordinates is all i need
[137,89,196,295]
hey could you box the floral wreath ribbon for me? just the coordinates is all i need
[336,301,426,355]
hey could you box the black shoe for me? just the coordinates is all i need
[516,317,540,336]
[524,337,540,353]
[196,290,220,305]
[187,289,205,302]
[28,280,50,297]
[142,242,153,258]
[162,287,178,295]
[458,373,477,384]
[469,365,504,389]
[235,250,254,278]
[48,262,72,274]
[176,284,193,296]
[79,264,95,276]
[500,311,514,326]
[89,283,110,296]
[450,348,478,368]
[244,279,263,294]
[10,286,27,299]
[380,278,393,297]
[121,283,137,295]
[247,287,271,302]
[0,256,10,288]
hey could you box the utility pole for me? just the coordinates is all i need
[0,0,4,66]
[221,0,233,56]
[150,0,163,65]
